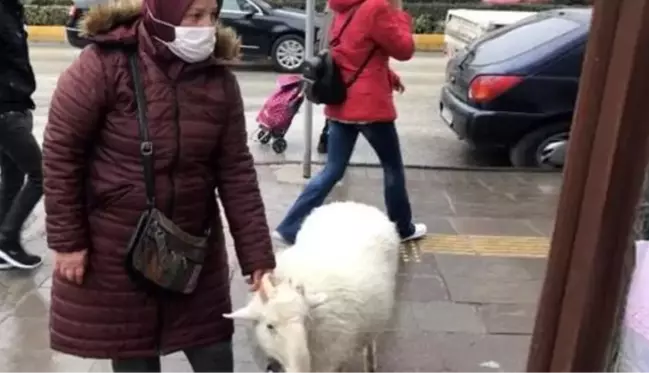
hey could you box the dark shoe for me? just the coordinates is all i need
[317,135,328,154]
[0,258,12,270]
[0,238,42,269]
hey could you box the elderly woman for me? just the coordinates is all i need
[42,0,275,371]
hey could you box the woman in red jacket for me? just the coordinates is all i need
[274,0,426,244]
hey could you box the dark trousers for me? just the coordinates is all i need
[276,120,415,244]
[0,111,43,237]
[111,341,234,372]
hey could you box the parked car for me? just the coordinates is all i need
[65,0,322,73]
[439,7,591,168]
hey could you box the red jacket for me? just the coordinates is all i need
[324,0,414,123]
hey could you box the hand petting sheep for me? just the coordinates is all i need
[225,201,401,372]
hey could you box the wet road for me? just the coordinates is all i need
[29,43,510,169]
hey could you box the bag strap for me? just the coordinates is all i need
[346,46,377,87]
[329,5,360,47]
[126,51,156,209]
[328,4,378,88]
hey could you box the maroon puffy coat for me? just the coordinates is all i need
[43,3,275,359]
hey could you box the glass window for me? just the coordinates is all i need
[221,0,242,11]
[469,16,581,66]
[221,0,259,12]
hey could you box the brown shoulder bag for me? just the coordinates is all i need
[124,50,209,295]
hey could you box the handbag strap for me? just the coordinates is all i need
[126,51,156,209]
[328,4,378,88]
[329,5,360,47]
[346,46,377,87]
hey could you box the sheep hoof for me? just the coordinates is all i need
[363,341,377,372]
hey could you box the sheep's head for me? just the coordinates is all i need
[223,273,327,372]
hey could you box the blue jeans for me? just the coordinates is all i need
[276,120,415,244]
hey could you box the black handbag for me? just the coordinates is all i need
[124,50,210,295]
[302,5,377,105]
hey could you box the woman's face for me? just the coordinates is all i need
[181,0,219,27]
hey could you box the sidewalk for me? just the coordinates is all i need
[0,165,561,372]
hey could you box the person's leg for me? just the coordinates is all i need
[360,122,426,241]
[111,357,161,372]
[0,111,43,268]
[0,150,24,270]
[184,340,234,372]
[275,121,358,244]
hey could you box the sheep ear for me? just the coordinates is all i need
[223,305,259,321]
[291,281,326,307]
[306,292,328,308]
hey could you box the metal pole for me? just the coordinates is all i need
[302,0,315,179]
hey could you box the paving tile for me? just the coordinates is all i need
[377,330,531,372]
[453,202,557,220]
[527,218,556,237]
[444,275,542,304]
[411,301,485,333]
[417,216,457,235]
[435,333,531,372]
[12,288,50,318]
[396,275,449,302]
[0,317,50,351]
[450,217,541,236]
[397,252,440,278]
[445,189,515,205]
[435,254,547,281]
[433,250,545,304]
[385,301,420,333]
[376,331,446,371]
[478,303,538,335]
[0,349,95,372]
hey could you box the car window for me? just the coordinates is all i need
[222,0,257,12]
[221,0,242,11]
[469,16,582,66]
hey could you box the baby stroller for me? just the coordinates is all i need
[255,74,305,154]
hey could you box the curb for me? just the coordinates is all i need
[27,26,67,43]
[413,34,445,52]
[27,26,445,51]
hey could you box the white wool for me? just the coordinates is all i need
[270,201,400,371]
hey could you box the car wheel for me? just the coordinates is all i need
[509,123,569,169]
[271,35,305,73]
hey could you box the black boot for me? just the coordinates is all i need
[317,122,329,154]
[0,151,25,270]
[0,179,43,269]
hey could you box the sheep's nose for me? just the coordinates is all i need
[266,358,285,372]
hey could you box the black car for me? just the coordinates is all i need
[439,8,591,169]
[65,0,322,73]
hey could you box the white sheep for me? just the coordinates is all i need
[224,201,400,372]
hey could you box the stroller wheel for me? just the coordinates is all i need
[257,130,271,144]
[271,138,287,154]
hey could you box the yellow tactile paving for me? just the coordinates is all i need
[414,234,550,258]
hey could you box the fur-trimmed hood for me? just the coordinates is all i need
[79,0,240,60]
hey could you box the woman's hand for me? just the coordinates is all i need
[247,268,273,292]
[54,249,88,285]
[390,71,406,94]
[393,80,405,94]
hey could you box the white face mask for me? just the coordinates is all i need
[149,11,217,63]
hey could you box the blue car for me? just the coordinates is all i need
[439,7,592,168]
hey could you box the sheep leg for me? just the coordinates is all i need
[363,340,377,372]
